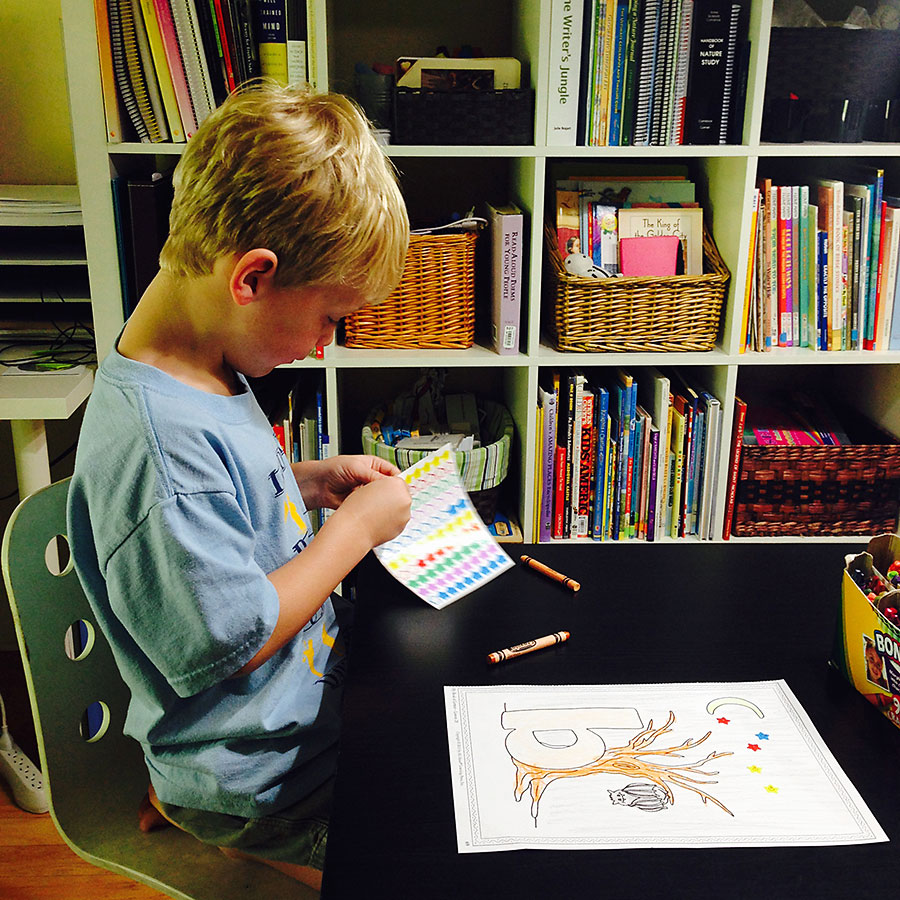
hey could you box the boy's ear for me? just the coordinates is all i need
[229,249,279,306]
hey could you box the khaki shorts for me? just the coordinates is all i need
[158,776,333,872]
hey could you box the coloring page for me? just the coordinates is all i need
[374,445,513,608]
[444,680,887,852]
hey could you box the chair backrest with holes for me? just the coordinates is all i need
[2,479,314,900]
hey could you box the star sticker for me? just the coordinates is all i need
[717,716,730,724]
[747,765,762,773]
[764,785,779,794]
[755,732,769,740]
[747,743,761,751]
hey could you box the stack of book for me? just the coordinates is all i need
[96,0,311,144]
[741,165,900,352]
[534,369,723,542]
[545,0,750,147]
[554,169,703,276]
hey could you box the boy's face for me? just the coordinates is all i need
[235,283,369,377]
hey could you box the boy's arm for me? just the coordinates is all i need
[233,474,410,675]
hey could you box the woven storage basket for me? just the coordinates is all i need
[361,398,514,522]
[544,225,729,352]
[734,423,900,538]
[342,232,477,349]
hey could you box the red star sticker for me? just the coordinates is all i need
[717,717,730,724]
[748,743,761,752]
[417,559,426,567]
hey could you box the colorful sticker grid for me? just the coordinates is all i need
[374,445,513,609]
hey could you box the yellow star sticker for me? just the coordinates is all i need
[764,785,779,794]
[748,765,762,773]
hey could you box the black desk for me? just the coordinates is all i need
[323,543,900,899]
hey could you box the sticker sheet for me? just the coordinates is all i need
[444,680,887,852]
[374,445,513,608]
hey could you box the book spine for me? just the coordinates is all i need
[130,0,170,141]
[607,0,630,145]
[684,0,730,144]
[777,185,791,346]
[791,184,800,345]
[718,2,740,144]
[169,0,216,125]
[671,0,694,144]
[870,200,888,350]
[546,0,584,145]
[817,228,828,349]
[113,0,153,142]
[141,0,185,144]
[285,0,308,85]
[576,391,595,537]
[96,0,125,141]
[721,396,746,540]
[867,172,885,344]
[153,0,199,136]
[211,0,238,90]
[568,376,584,538]
[619,0,641,145]
[646,427,660,540]
[539,391,558,542]
[597,0,618,145]
[592,389,610,539]
[632,0,661,145]
[552,444,567,539]
[254,0,288,84]
[799,185,810,347]
[490,208,523,355]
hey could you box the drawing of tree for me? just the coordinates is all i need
[508,711,734,823]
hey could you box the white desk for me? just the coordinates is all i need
[0,366,94,499]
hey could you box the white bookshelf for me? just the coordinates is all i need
[59,0,900,544]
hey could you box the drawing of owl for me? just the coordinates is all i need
[608,782,671,812]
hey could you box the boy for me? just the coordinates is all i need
[67,82,412,890]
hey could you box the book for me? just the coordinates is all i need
[192,0,228,104]
[152,0,199,137]
[617,206,703,274]
[109,0,152,142]
[816,178,845,351]
[698,389,721,540]
[95,0,125,142]
[721,394,746,540]
[575,385,595,537]
[131,0,171,142]
[285,0,308,85]
[632,0,662,145]
[683,0,740,145]
[140,0,185,144]
[591,385,611,540]
[254,0,289,85]
[125,172,173,305]
[552,443,567,539]
[169,0,217,126]
[486,202,523,356]
[546,0,584,145]
[607,0,631,145]
[537,381,559,542]
[619,0,642,146]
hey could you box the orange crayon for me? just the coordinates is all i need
[520,554,580,592]
[486,630,570,665]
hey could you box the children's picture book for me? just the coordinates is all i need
[444,680,886,852]
[373,445,513,609]
[617,207,704,274]
[619,235,683,276]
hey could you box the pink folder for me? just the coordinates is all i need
[619,235,683,277]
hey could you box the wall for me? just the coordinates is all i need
[0,0,76,184]
[0,0,80,649]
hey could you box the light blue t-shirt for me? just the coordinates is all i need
[67,347,345,817]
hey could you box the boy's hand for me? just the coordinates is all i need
[336,474,411,548]
[293,454,400,510]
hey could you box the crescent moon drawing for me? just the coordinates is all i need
[706,697,765,718]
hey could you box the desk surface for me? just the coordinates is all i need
[0,365,93,419]
[324,542,900,899]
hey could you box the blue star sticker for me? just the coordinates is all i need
[755,732,769,741]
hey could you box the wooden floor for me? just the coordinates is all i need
[0,780,164,900]
[1,650,163,899]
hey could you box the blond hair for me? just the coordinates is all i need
[159,81,409,302]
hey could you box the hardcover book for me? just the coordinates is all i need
[546,0,584,145]
[486,202,524,355]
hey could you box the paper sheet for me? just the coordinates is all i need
[373,445,513,608]
[444,680,887,852]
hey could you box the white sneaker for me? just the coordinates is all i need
[0,729,49,814]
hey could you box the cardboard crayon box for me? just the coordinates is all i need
[833,533,900,731]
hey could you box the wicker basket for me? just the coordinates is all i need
[733,427,900,538]
[362,398,515,522]
[342,232,477,349]
[544,224,729,352]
